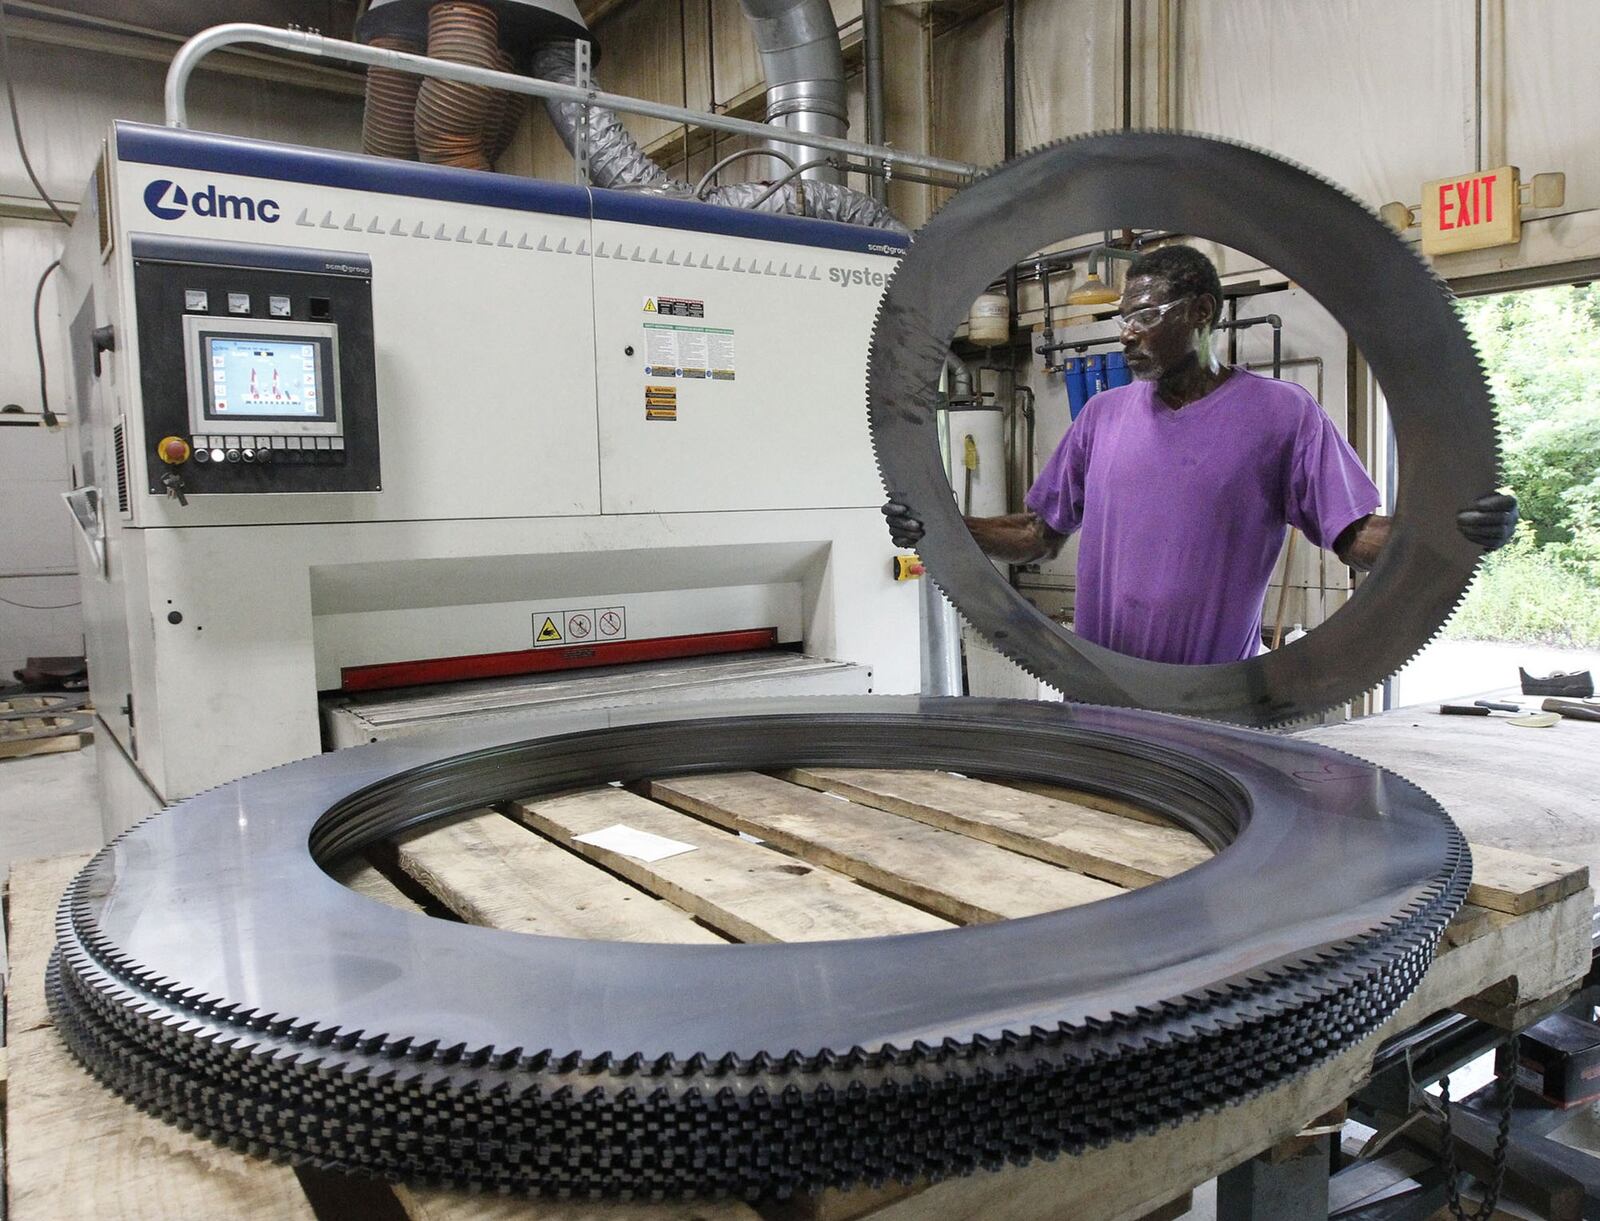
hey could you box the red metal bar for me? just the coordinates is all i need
[340,627,781,693]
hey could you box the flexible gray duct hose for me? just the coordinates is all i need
[529,42,905,231]
[706,178,907,233]
[528,42,679,192]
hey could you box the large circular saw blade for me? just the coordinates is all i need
[868,130,1498,726]
[50,697,1466,1198]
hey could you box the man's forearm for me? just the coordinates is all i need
[1333,512,1393,571]
[965,512,1065,564]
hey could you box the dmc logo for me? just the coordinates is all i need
[143,179,280,224]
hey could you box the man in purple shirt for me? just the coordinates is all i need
[885,246,1518,665]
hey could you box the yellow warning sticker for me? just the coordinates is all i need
[536,615,564,644]
[643,297,657,312]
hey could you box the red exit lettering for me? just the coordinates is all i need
[1438,173,1498,230]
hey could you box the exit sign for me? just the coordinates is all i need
[1421,166,1521,255]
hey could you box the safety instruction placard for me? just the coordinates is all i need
[644,322,736,381]
[532,606,627,648]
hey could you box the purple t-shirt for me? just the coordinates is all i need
[1025,369,1380,665]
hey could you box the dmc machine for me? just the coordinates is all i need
[60,122,919,834]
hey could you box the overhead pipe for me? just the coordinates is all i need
[162,25,978,179]
[528,40,904,229]
[739,0,848,187]
[862,0,886,203]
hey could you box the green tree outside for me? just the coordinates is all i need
[1446,284,1600,647]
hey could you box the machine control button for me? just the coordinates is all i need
[225,448,242,463]
[241,448,257,463]
[256,446,273,463]
[193,448,211,464]
[210,448,226,463]
[269,295,292,318]
[892,555,925,581]
[228,292,251,315]
[184,289,209,312]
[157,436,192,465]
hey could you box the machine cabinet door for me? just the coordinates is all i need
[590,213,894,515]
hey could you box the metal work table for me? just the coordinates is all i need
[1302,689,1600,885]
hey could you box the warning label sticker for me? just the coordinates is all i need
[645,384,678,421]
[533,606,627,648]
[645,295,704,318]
[535,612,565,645]
[644,322,735,381]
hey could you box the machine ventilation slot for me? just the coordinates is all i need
[96,143,113,260]
[113,420,130,514]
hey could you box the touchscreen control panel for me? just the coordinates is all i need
[132,235,378,495]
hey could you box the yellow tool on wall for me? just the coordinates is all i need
[962,434,978,514]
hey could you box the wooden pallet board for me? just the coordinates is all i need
[393,809,724,943]
[648,771,1123,922]
[0,731,87,762]
[1466,843,1589,916]
[514,787,952,942]
[5,770,1593,1221]
[779,767,1211,888]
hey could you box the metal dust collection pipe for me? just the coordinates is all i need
[738,0,848,186]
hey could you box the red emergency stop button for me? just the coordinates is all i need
[158,436,191,465]
[892,555,925,581]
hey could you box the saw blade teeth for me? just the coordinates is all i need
[49,700,1467,1198]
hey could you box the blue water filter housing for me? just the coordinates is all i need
[1062,356,1090,419]
[1064,351,1133,419]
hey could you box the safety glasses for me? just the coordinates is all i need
[1116,295,1192,333]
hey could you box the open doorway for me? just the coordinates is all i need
[1389,281,1600,706]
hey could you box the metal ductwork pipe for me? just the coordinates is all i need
[738,0,849,187]
[358,0,902,229]
[527,42,905,231]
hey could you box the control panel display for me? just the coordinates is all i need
[134,235,378,497]
[181,314,344,441]
[202,335,331,421]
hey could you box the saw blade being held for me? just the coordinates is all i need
[867,130,1499,726]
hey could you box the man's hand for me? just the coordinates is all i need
[882,497,925,548]
[1458,491,1518,551]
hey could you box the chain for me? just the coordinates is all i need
[1439,1033,1520,1221]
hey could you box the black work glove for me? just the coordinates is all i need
[1457,491,1518,551]
[882,497,925,548]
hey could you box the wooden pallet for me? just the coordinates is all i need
[3,769,1591,1221]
